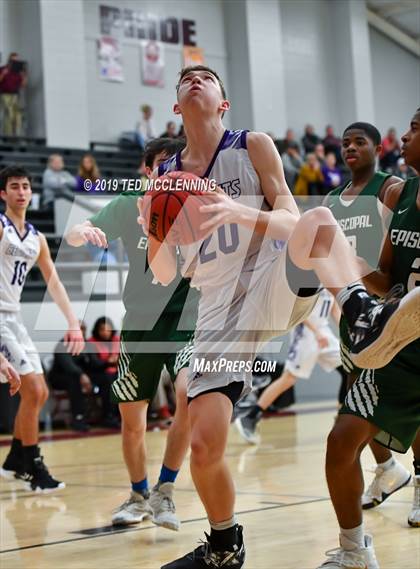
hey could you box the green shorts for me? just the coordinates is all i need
[111,312,194,404]
[340,342,420,453]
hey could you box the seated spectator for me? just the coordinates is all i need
[301,124,321,154]
[160,121,178,139]
[275,128,300,155]
[136,104,156,148]
[75,154,101,193]
[323,125,341,162]
[87,317,120,379]
[314,143,326,166]
[294,153,324,197]
[42,154,76,209]
[380,127,401,173]
[49,322,120,431]
[281,144,303,189]
[322,152,343,193]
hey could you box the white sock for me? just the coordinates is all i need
[209,515,237,531]
[377,456,395,470]
[340,524,365,549]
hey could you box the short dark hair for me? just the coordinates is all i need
[176,65,227,99]
[0,165,32,192]
[144,137,186,170]
[342,122,381,146]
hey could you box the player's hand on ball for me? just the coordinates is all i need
[0,355,21,396]
[82,226,108,248]
[199,188,238,234]
[64,326,85,356]
[137,197,149,236]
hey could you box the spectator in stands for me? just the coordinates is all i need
[0,53,27,136]
[396,157,416,181]
[294,153,324,197]
[75,154,101,193]
[49,322,119,431]
[275,128,300,156]
[281,144,303,189]
[321,152,343,194]
[87,317,119,381]
[136,104,156,148]
[314,142,326,166]
[301,124,321,154]
[380,127,401,173]
[42,154,76,209]
[323,125,341,161]
[160,121,178,139]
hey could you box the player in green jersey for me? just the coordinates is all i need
[66,138,198,531]
[325,123,418,516]
[318,110,420,568]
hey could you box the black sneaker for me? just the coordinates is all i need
[0,452,24,480]
[70,416,90,432]
[21,456,66,493]
[350,285,420,369]
[235,415,260,445]
[161,526,245,568]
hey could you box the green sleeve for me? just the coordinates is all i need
[89,194,135,241]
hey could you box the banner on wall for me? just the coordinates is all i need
[100,5,123,37]
[97,36,124,82]
[141,40,164,88]
[183,46,204,67]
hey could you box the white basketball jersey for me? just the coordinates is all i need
[159,130,281,289]
[0,213,41,312]
[307,288,334,327]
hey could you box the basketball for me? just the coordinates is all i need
[142,171,214,244]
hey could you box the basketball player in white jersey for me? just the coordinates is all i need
[236,290,343,444]
[0,352,21,395]
[0,165,84,492]
[138,66,420,569]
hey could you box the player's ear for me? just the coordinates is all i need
[0,189,6,202]
[375,143,383,156]
[220,100,230,113]
[173,103,181,115]
[145,166,152,178]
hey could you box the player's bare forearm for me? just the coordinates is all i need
[236,203,299,240]
[47,277,79,328]
[148,236,177,285]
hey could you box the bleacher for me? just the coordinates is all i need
[0,136,139,301]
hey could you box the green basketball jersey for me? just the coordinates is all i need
[89,192,198,331]
[325,171,391,374]
[325,171,390,268]
[389,177,420,292]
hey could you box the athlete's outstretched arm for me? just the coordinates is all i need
[199,132,300,240]
[65,220,107,248]
[37,234,84,355]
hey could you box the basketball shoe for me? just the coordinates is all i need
[21,455,65,493]
[317,534,379,568]
[234,415,260,445]
[0,451,24,480]
[161,525,245,568]
[362,459,411,509]
[348,285,420,369]
[408,475,420,527]
[111,491,153,526]
[150,482,180,531]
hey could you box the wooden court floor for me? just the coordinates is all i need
[1,404,418,569]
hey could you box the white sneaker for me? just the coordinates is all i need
[317,534,379,568]
[150,482,180,531]
[408,474,420,527]
[362,460,411,509]
[111,491,153,526]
